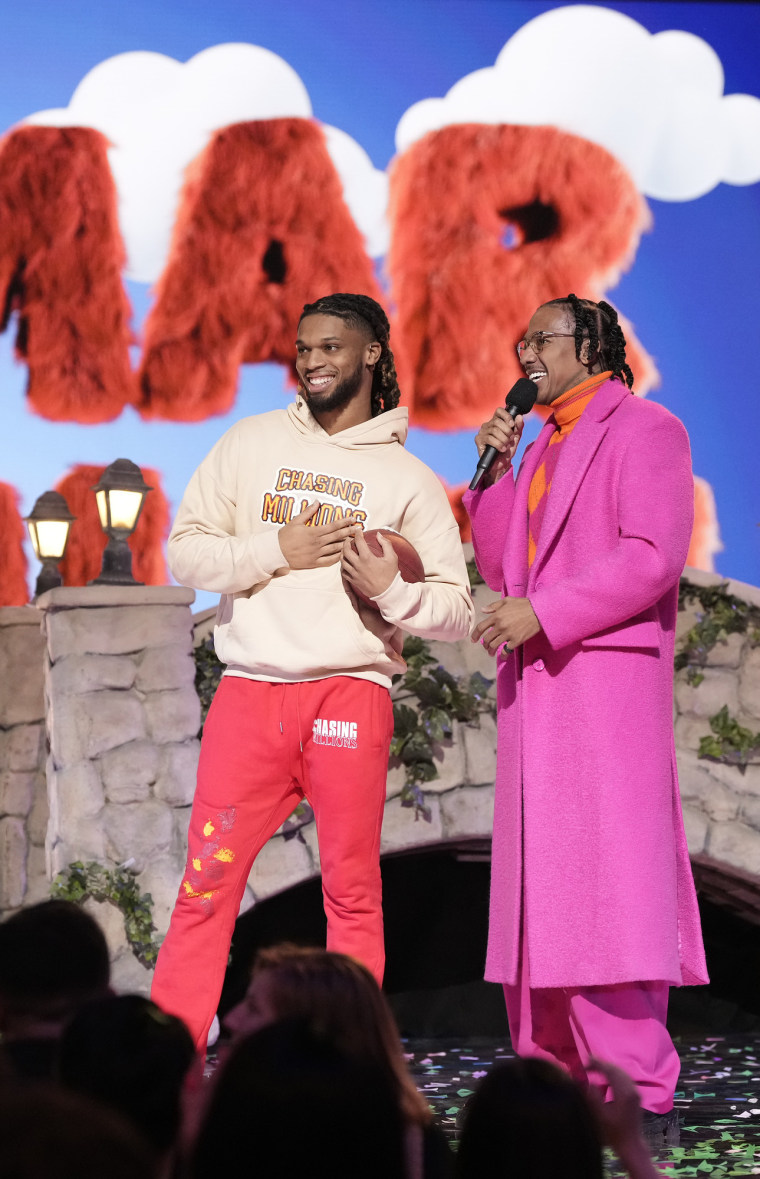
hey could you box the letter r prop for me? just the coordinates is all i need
[387,123,657,430]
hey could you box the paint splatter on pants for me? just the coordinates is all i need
[503,916,681,1113]
[151,675,394,1050]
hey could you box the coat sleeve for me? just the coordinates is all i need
[462,471,516,592]
[529,415,694,650]
[168,428,287,595]
[370,470,474,642]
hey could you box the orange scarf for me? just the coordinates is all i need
[527,372,611,567]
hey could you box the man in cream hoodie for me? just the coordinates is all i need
[151,293,473,1051]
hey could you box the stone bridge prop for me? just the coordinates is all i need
[1,551,759,990]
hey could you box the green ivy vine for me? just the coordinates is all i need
[676,579,760,686]
[676,578,760,768]
[466,556,484,587]
[195,636,223,734]
[697,706,760,772]
[51,861,161,968]
[391,635,494,819]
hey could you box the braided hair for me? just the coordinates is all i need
[299,293,401,416]
[545,294,634,390]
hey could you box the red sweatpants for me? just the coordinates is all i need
[151,675,394,1050]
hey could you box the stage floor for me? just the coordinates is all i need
[404,1034,760,1175]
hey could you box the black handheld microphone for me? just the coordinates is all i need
[469,378,538,491]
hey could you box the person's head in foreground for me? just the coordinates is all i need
[456,1057,604,1179]
[225,943,430,1125]
[517,293,634,407]
[0,900,110,1079]
[191,1017,407,1179]
[0,1085,156,1179]
[58,993,195,1156]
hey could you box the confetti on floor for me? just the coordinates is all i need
[404,1034,760,1176]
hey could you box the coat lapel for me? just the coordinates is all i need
[528,380,631,583]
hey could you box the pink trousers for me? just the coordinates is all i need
[503,921,681,1113]
[151,675,394,1050]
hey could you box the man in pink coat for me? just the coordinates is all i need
[464,294,708,1134]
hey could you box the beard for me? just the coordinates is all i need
[303,359,365,415]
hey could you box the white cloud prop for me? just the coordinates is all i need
[25,43,389,281]
[395,5,760,202]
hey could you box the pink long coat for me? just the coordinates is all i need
[465,379,708,990]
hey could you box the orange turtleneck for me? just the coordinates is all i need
[527,371,612,567]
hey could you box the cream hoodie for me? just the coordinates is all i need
[169,401,473,688]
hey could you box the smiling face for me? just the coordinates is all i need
[518,304,597,406]
[295,313,380,425]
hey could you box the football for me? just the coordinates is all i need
[347,528,425,608]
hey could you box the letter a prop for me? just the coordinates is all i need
[139,118,381,420]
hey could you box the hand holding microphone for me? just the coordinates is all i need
[469,377,537,491]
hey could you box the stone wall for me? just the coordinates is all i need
[37,585,200,991]
[232,568,760,919]
[2,565,760,992]
[673,569,760,912]
[0,607,48,913]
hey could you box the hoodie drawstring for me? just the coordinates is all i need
[278,682,304,752]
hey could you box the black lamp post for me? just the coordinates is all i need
[25,491,76,597]
[89,459,152,586]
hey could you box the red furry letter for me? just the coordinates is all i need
[441,479,472,545]
[55,465,169,587]
[388,125,656,430]
[139,119,381,420]
[0,126,136,422]
[0,482,28,605]
[686,476,722,574]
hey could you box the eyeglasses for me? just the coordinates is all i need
[516,331,577,359]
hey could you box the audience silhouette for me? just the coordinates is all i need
[0,903,660,1179]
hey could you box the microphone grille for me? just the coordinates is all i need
[507,377,538,416]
